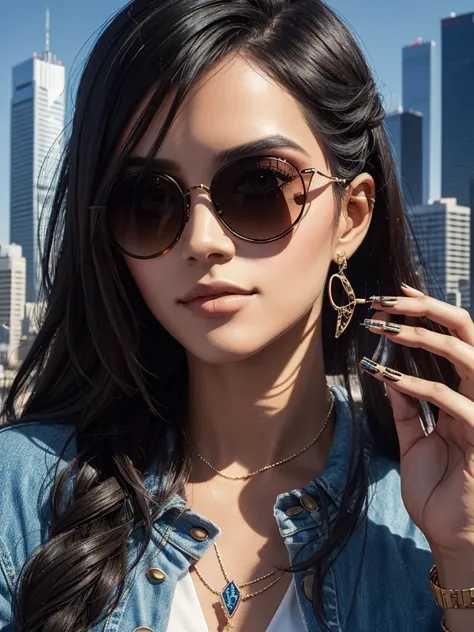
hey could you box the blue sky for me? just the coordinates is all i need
[1,0,473,244]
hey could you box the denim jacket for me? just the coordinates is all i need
[0,385,441,631]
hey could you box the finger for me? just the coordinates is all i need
[360,357,426,453]
[359,357,474,451]
[400,283,425,298]
[364,311,474,414]
[385,382,429,451]
[369,294,474,347]
[362,317,474,381]
[399,284,460,332]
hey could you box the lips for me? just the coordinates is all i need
[179,282,256,303]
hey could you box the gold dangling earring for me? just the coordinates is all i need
[328,252,370,338]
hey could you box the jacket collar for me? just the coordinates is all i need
[316,384,373,508]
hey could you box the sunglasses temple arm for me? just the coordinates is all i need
[314,170,349,185]
[308,171,374,202]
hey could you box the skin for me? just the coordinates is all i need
[362,288,474,632]
[124,55,374,631]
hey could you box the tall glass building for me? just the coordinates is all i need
[0,244,26,368]
[402,39,438,203]
[442,12,474,207]
[409,199,470,310]
[9,11,65,301]
[385,109,423,206]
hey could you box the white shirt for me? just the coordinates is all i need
[167,572,306,631]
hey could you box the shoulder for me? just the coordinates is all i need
[0,418,75,453]
[0,420,75,492]
[0,421,76,584]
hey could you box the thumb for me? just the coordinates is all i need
[385,384,427,456]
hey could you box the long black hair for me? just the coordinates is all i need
[3,1,457,630]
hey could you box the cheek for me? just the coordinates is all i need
[261,198,335,300]
[125,257,176,321]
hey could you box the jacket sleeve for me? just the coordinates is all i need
[0,538,14,631]
[0,423,74,632]
[0,423,76,632]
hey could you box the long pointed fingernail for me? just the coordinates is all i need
[401,282,424,296]
[359,357,381,375]
[359,357,403,382]
[382,367,403,382]
[369,296,399,307]
[361,319,402,334]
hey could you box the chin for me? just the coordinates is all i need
[179,329,274,364]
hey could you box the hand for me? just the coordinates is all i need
[360,284,474,556]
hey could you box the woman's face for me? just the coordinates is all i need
[122,57,353,363]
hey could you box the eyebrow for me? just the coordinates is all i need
[124,135,311,171]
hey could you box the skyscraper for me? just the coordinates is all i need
[0,244,26,368]
[442,12,474,207]
[385,109,423,206]
[402,39,438,203]
[9,9,65,301]
[410,199,470,310]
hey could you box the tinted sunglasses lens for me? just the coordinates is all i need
[108,173,185,256]
[212,157,305,240]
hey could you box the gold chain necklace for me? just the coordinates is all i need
[193,542,285,630]
[184,388,335,480]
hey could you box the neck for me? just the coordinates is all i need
[185,308,334,481]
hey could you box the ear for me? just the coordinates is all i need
[332,173,375,261]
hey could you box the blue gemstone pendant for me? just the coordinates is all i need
[220,580,242,621]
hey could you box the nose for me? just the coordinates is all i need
[180,187,235,263]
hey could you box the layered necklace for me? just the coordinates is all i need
[186,389,335,630]
[193,542,285,630]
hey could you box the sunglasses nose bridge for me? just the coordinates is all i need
[183,183,219,222]
[185,184,212,196]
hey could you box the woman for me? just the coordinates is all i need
[1,0,474,630]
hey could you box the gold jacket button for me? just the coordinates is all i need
[300,493,318,513]
[285,505,304,517]
[304,572,315,601]
[190,527,209,541]
[146,568,167,583]
[132,627,155,632]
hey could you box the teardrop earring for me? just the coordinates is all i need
[328,252,370,338]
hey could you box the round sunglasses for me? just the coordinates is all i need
[107,155,349,259]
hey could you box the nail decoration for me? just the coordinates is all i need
[369,296,399,307]
[359,357,380,376]
[382,368,403,382]
[361,319,401,334]
[361,319,385,330]
[383,322,402,334]
[360,358,403,382]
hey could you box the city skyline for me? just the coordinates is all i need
[0,0,473,368]
[385,109,424,206]
[410,199,470,309]
[1,0,473,244]
[10,8,65,301]
[402,39,439,202]
[0,244,26,368]
[442,11,474,206]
